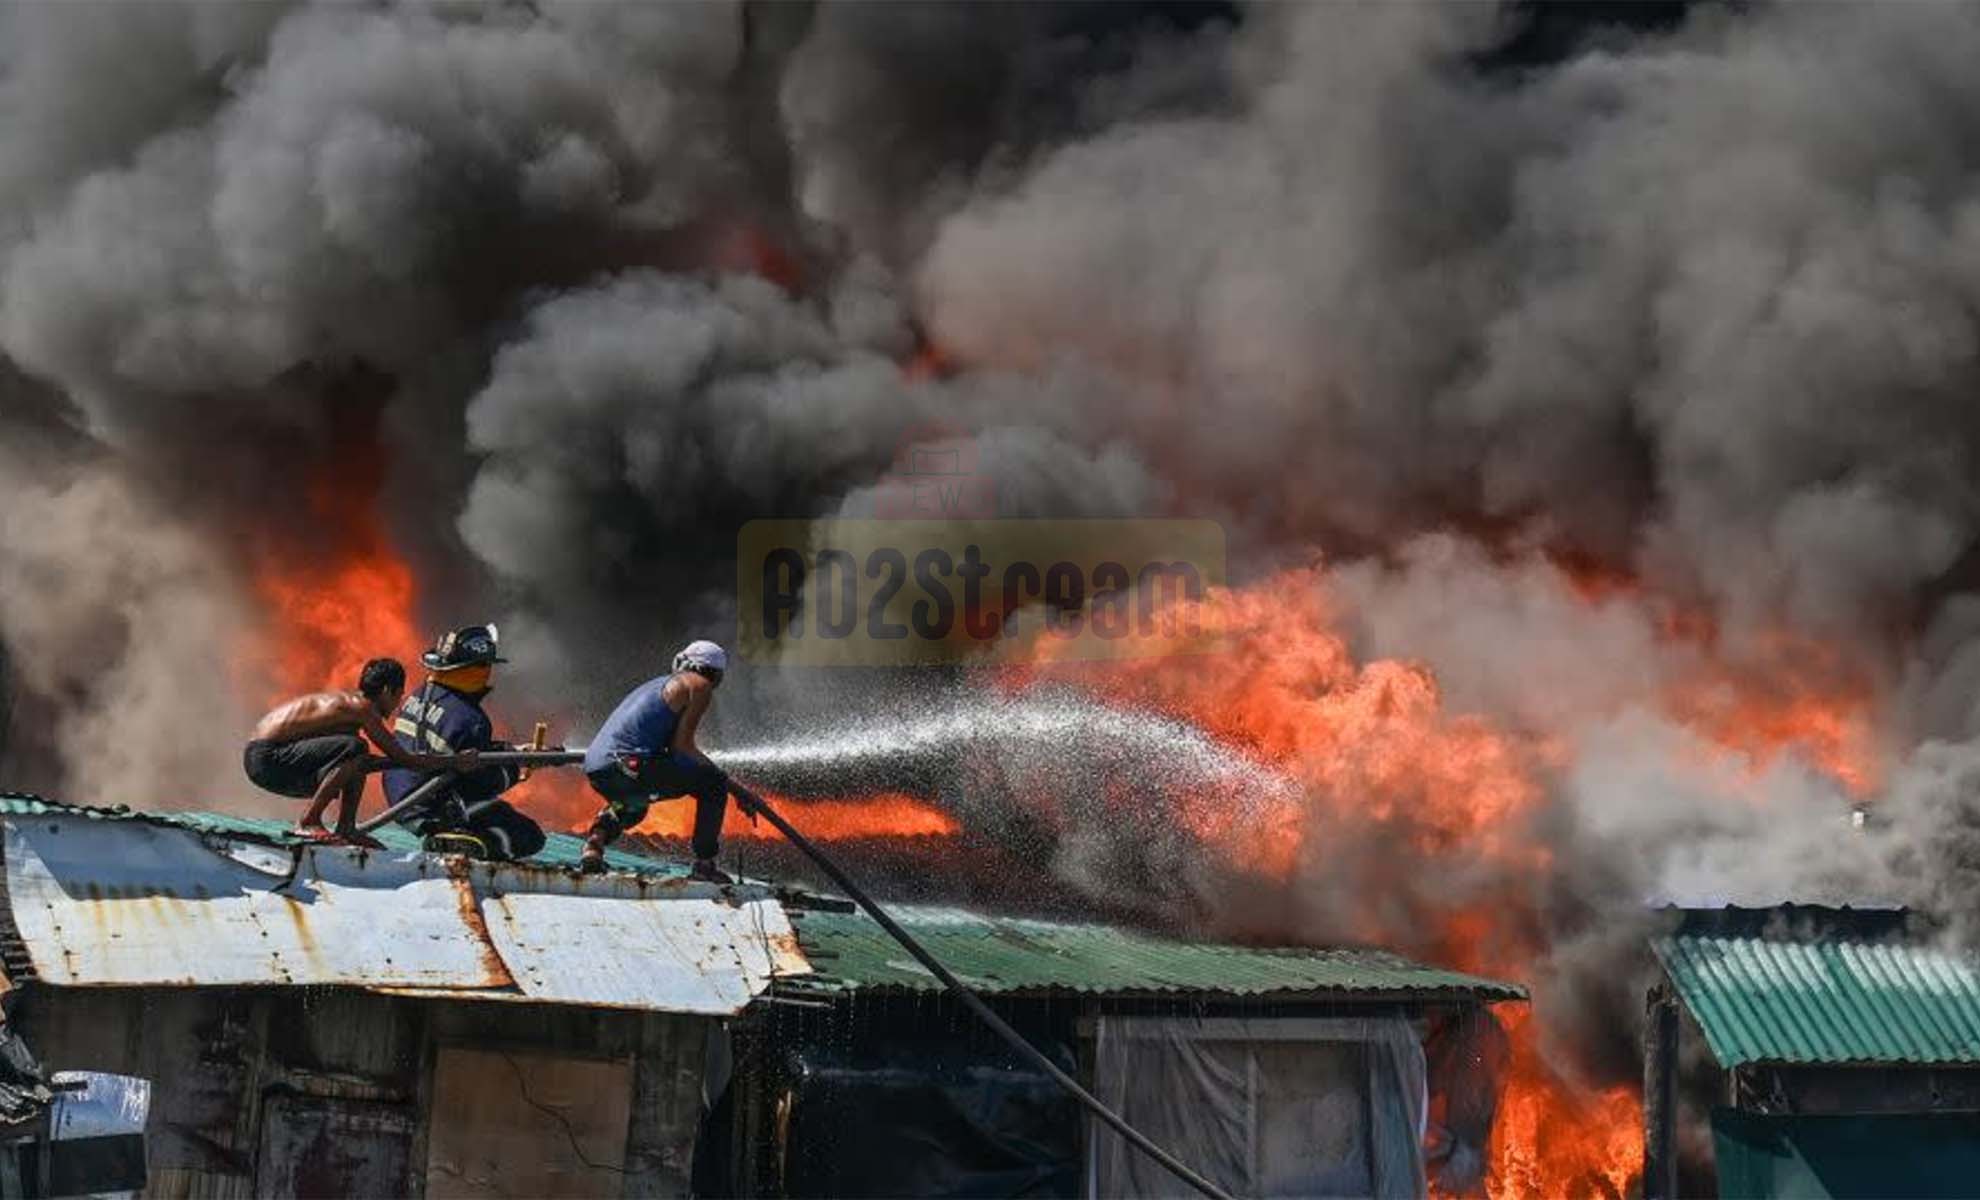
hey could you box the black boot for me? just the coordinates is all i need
[578,828,609,875]
[688,858,733,885]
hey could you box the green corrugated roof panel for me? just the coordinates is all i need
[786,905,1526,1000]
[0,793,686,879]
[1655,932,1980,1067]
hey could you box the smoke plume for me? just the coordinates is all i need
[8,0,1980,1130]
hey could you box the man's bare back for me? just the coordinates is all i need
[253,691,370,744]
[244,658,468,847]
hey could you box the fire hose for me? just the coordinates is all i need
[351,748,586,835]
[728,779,1234,1200]
[349,751,1234,1199]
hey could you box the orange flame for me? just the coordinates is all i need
[904,341,958,382]
[516,768,961,842]
[1008,563,1887,1194]
[1487,1009,1642,1200]
[252,535,420,701]
[1007,567,1651,1194]
[1555,555,1881,793]
[244,466,421,704]
[630,788,962,840]
[1667,642,1880,796]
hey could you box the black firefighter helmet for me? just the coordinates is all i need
[421,624,509,671]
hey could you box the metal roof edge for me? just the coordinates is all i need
[782,905,1527,1001]
[1655,928,1980,1068]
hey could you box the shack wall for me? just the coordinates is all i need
[8,984,711,1199]
[728,992,1494,1199]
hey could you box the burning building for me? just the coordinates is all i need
[7,1,1980,1196]
[0,794,1519,1197]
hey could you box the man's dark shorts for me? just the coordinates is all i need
[243,735,366,799]
[586,752,731,859]
[586,751,726,825]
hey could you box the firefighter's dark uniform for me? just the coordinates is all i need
[383,679,546,861]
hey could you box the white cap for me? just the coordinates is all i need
[673,639,729,675]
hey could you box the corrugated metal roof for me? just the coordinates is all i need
[471,873,808,1012]
[6,815,514,989]
[784,905,1525,1000]
[1655,928,1980,1067]
[0,796,1521,1008]
[0,798,807,1015]
[0,794,686,879]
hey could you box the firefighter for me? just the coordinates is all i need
[579,639,751,882]
[382,624,546,861]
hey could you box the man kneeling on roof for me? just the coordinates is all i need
[382,624,547,862]
[580,639,754,883]
[245,657,470,848]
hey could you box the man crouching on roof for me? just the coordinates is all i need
[580,639,751,883]
[245,658,470,847]
[382,624,547,862]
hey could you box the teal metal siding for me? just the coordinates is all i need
[1656,933,1980,1066]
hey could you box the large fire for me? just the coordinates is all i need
[241,412,422,703]
[993,561,1878,1197]
[240,467,1874,1197]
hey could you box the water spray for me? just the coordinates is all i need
[351,739,1235,1198]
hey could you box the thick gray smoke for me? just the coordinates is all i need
[9,0,1980,1115]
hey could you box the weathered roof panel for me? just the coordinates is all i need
[481,884,808,1014]
[0,802,805,1014]
[4,815,512,989]
[0,794,684,879]
[1656,928,1980,1067]
[784,905,1525,1000]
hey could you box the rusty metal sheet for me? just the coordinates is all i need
[2,812,809,1014]
[463,864,811,1015]
[3,814,511,989]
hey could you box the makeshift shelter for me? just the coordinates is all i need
[735,906,1522,1198]
[1645,905,1980,1200]
[0,795,1522,1198]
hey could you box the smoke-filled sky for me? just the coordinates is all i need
[9,0,1980,1097]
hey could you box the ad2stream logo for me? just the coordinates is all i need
[737,427,1226,666]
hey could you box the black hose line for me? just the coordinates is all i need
[728,779,1235,1200]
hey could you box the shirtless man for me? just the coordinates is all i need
[580,640,751,882]
[244,658,469,846]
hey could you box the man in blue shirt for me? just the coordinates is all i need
[384,624,547,861]
[580,639,748,882]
